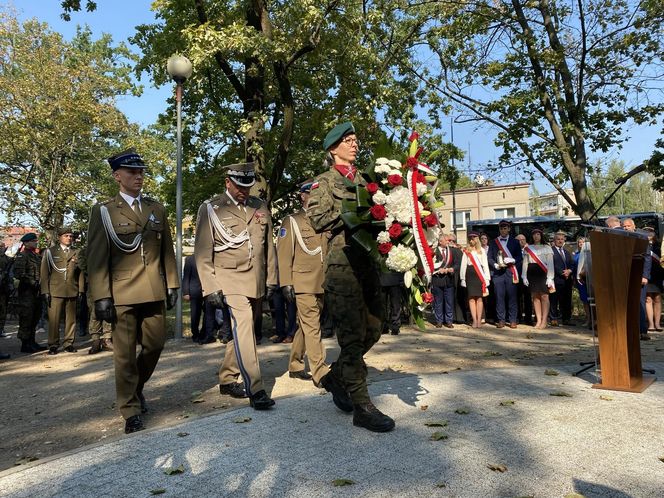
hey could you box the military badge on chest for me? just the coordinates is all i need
[148,212,162,239]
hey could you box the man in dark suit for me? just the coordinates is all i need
[183,255,216,344]
[487,220,522,328]
[380,271,405,335]
[550,231,574,326]
[432,233,461,328]
[622,218,652,340]
[515,234,533,325]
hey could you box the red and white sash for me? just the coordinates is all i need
[466,250,488,296]
[524,246,547,274]
[494,238,519,284]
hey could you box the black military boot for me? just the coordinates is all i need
[31,341,47,351]
[320,371,353,413]
[353,402,395,432]
[20,340,34,353]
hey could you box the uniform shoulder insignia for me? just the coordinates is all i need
[98,198,114,206]
[279,226,288,238]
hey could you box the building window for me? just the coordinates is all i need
[451,210,472,229]
[494,207,515,218]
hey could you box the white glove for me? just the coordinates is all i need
[504,257,515,265]
[460,280,467,288]
[546,278,554,289]
[494,263,500,270]
[523,278,529,287]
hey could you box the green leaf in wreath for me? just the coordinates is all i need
[341,199,358,213]
[340,212,366,231]
[356,186,371,208]
[351,229,378,254]
[402,231,414,246]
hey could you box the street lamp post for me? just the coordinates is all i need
[167,54,192,340]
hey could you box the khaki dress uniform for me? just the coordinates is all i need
[14,249,43,343]
[87,194,179,420]
[77,243,112,344]
[307,168,384,405]
[276,210,330,384]
[40,245,84,348]
[194,192,277,397]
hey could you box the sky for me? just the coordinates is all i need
[5,0,663,222]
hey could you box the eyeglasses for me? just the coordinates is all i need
[341,137,360,147]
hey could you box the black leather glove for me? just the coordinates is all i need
[282,285,295,304]
[167,288,178,310]
[44,293,51,307]
[77,292,85,308]
[266,284,278,301]
[205,290,225,309]
[95,298,116,324]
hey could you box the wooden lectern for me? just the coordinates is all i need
[589,230,656,392]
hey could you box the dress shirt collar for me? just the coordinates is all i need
[119,191,141,210]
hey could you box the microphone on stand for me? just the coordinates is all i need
[614,164,646,185]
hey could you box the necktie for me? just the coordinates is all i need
[559,248,566,268]
[132,199,141,215]
[64,247,69,254]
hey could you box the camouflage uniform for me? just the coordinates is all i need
[307,168,384,405]
[0,252,11,332]
[13,249,42,342]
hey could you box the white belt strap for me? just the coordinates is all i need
[290,216,322,261]
[206,201,252,257]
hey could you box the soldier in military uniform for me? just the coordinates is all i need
[276,180,330,384]
[40,227,85,354]
[194,162,278,410]
[307,122,394,432]
[14,233,48,353]
[77,241,113,354]
[0,241,11,339]
[87,149,179,434]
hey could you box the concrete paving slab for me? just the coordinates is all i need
[1,363,663,498]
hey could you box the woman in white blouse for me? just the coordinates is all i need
[460,232,491,328]
[521,229,554,329]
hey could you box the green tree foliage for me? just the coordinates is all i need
[388,0,664,220]
[588,159,662,215]
[128,0,458,217]
[0,12,172,233]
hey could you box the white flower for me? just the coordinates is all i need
[386,244,418,272]
[384,215,395,229]
[416,182,428,196]
[375,164,392,175]
[377,231,391,244]
[372,191,387,205]
[425,226,441,247]
[385,186,412,224]
[375,157,389,165]
[388,159,402,169]
[381,179,388,185]
[388,169,402,177]
[403,270,413,288]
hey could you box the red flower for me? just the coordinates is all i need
[417,268,425,277]
[422,292,434,304]
[406,157,418,169]
[387,174,403,186]
[366,182,379,194]
[423,213,438,227]
[369,204,387,220]
[409,131,420,142]
[388,223,403,239]
[378,242,393,255]
[415,171,426,184]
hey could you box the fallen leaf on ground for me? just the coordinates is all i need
[332,478,355,486]
[499,400,515,406]
[150,489,166,495]
[430,431,448,441]
[191,398,205,404]
[599,395,613,401]
[487,463,507,472]
[212,404,229,410]
[163,465,185,475]
[455,408,470,414]
[435,482,447,488]
[550,391,573,397]
[483,351,502,357]
[420,405,429,411]
[544,369,559,376]
[14,456,39,466]
[233,416,252,423]
[177,432,189,437]
[564,494,586,498]
[424,420,448,427]
[658,456,664,463]
[525,333,534,339]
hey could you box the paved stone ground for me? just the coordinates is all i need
[1,363,662,498]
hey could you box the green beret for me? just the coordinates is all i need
[323,121,355,151]
[20,233,38,243]
[57,227,73,236]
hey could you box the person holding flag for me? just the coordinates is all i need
[487,220,522,328]
[521,228,554,329]
[460,232,491,328]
